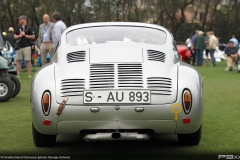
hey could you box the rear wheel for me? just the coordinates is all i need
[177,125,202,145]
[9,74,21,98]
[0,77,13,102]
[32,123,56,147]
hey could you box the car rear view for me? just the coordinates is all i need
[31,22,203,147]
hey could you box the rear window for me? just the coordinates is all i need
[66,26,167,46]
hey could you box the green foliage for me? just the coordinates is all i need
[175,23,200,41]
[1,0,240,42]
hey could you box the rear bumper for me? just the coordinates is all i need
[32,102,203,135]
[57,120,176,134]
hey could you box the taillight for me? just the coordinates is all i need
[43,119,51,125]
[182,118,191,124]
[182,89,192,114]
[41,91,51,116]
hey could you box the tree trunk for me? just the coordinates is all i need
[7,4,14,28]
[191,0,203,23]
[235,0,239,31]
[209,0,221,30]
[201,0,210,30]
[31,4,39,29]
[66,15,71,27]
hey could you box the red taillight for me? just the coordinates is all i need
[182,90,192,114]
[43,119,51,125]
[182,118,191,124]
[41,91,51,116]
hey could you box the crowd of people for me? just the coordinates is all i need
[1,19,240,81]
[185,30,239,71]
[1,12,66,80]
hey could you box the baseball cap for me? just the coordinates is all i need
[18,15,27,20]
[8,27,14,32]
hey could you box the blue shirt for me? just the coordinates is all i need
[42,24,51,42]
[191,34,197,46]
[229,37,238,47]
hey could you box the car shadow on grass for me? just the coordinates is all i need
[51,134,203,160]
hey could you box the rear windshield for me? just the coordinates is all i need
[66,26,167,46]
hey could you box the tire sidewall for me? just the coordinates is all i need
[9,74,21,98]
[0,77,14,102]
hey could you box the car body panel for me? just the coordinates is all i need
[31,22,203,136]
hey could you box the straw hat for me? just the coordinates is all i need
[8,27,14,32]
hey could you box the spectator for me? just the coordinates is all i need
[38,14,55,66]
[0,29,6,56]
[224,41,238,71]
[14,15,35,80]
[185,36,193,64]
[194,31,205,66]
[51,12,66,49]
[0,29,6,43]
[208,31,218,66]
[185,36,192,50]
[2,32,7,38]
[5,27,16,62]
[205,31,210,63]
[191,30,199,65]
[5,27,15,48]
[229,34,238,47]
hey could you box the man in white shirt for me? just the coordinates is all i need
[185,36,193,64]
[51,12,67,49]
[185,36,192,49]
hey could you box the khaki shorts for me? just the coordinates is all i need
[16,46,31,61]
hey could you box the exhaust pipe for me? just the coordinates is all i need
[112,132,121,139]
[84,132,149,141]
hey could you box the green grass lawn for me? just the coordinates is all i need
[0,61,239,160]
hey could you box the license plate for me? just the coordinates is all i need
[83,90,151,104]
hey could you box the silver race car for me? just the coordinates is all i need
[31,22,203,147]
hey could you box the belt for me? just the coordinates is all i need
[42,42,52,44]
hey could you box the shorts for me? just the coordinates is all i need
[16,46,31,61]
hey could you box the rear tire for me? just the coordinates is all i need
[32,123,56,147]
[177,125,202,145]
[9,74,21,98]
[0,77,13,102]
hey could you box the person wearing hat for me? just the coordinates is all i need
[224,40,238,71]
[6,27,15,48]
[14,15,35,80]
[5,27,16,62]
